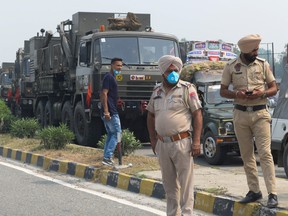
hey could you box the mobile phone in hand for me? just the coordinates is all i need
[245,91,253,95]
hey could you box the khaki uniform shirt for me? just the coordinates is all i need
[221,57,275,106]
[146,80,202,137]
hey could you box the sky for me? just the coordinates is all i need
[0,0,287,64]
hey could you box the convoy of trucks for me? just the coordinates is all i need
[4,12,182,146]
[2,12,287,178]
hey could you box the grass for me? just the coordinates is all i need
[0,134,160,177]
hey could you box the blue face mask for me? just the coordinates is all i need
[113,69,121,76]
[166,71,179,84]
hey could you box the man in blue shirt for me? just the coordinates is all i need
[100,57,123,166]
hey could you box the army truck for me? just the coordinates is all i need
[14,12,181,146]
[9,40,37,117]
[0,62,14,104]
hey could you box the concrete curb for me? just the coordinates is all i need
[1,146,287,216]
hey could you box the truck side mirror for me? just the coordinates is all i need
[94,58,101,71]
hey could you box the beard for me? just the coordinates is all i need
[243,53,257,63]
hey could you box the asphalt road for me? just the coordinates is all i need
[0,157,215,216]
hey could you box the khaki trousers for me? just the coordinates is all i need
[156,138,194,216]
[233,108,276,194]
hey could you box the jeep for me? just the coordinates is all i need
[192,71,238,165]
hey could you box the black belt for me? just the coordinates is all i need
[235,104,266,112]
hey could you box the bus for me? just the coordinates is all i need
[185,40,237,64]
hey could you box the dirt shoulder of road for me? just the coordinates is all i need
[0,134,160,178]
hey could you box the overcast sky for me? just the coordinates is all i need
[0,0,286,64]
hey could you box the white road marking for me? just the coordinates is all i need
[0,161,166,216]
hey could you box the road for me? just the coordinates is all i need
[0,157,215,216]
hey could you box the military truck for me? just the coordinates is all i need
[0,62,14,104]
[8,41,36,117]
[13,12,181,146]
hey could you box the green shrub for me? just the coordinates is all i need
[10,118,40,138]
[38,123,74,149]
[0,99,11,117]
[97,129,142,156]
[0,113,18,133]
[0,99,14,133]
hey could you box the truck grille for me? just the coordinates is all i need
[118,81,156,99]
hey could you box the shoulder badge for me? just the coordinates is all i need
[234,63,242,72]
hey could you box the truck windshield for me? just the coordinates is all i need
[207,84,234,105]
[99,37,179,65]
[0,73,12,85]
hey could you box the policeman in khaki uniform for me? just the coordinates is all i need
[220,34,278,208]
[147,55,202,216]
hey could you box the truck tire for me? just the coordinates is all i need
[36,101,45,128]
[44,101,53,127]
[61,101,74,133]
[203,131,227,165]
[74,102,103,147]
[284,144,288,178]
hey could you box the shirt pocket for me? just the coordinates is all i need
[167,97,184,111]
[232,71,246,88]
[154,99,163,112]
[250,70,264,84]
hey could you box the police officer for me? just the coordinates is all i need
[220,34,278,208]
[147,55,202,216]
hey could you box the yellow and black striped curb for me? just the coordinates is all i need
[1,146,287,216]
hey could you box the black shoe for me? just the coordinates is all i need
[102,158,114,167]
[239,191,263,203]
[267,193,278,208]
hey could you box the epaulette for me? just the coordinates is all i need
[226,58,237,65]
[256,57,266,62]
[179,80,195,89]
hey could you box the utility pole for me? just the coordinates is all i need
[272,42,275,77]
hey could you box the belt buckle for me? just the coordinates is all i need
[163,136,171,143]
[246,106,253,112]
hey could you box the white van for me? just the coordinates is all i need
[271,67,288,178]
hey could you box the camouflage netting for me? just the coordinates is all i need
[180,61,227,82]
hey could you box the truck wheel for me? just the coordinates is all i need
[74,102,103,146]
[284,144,288,178]
[203,131,227,165]
[44,101,53,127]
[36,101,45,127]
[61,101,74,133]
[74,102,87,145]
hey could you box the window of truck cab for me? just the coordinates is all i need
[79,41,92,67]
[96,37,179,65]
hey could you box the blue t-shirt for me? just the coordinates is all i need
[101,72,118,115]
